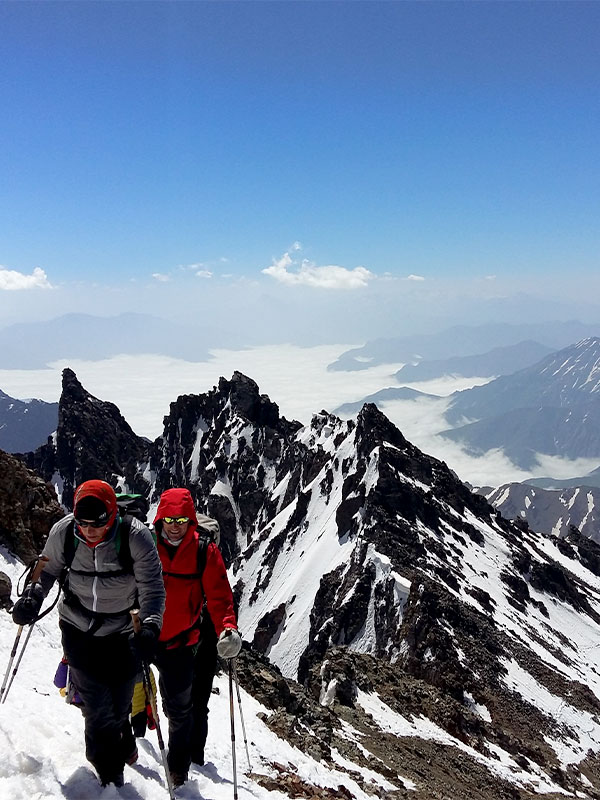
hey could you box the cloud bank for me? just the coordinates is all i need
[0,266,52,291]
[263,249,373,290]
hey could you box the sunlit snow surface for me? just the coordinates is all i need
[2,524,600,799]
[356,691,569,796]
[0,550,396,800]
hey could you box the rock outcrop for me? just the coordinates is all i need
[0,449,64,563]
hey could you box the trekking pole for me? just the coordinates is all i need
[1,624,35,704]
[0,556,48,704]
[131,612,175,800]
[232,660,251,771]
[229,660,238,799]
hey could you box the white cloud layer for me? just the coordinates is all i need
[0,345,595,489]
[0,266,52,291]
[263,250,373,290]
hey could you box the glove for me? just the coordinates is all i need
[216,628,242,659]
[12,582,44,626]
[130,622,160,662]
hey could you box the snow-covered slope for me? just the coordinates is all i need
[483,482,600,542]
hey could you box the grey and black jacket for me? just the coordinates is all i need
[39,514,165,636]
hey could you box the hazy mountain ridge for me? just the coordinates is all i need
[442,338,600,468]
[443,400,600,470]
[328,321,600,372]
[334,386,439,416]
[0,313,219,369]
[0,388,58,453]
[525,465,600,490]
[394,340,554,382]
[446,338,600,423]
[7,368,600,796]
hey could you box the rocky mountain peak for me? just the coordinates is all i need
[355,401,407,452]
[22,367,149,508]
[60,367,89,402]
[217,371,283,429]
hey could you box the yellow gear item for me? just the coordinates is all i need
[131,669,157,716]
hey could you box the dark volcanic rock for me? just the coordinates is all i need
[21,368,150,509]
[252,602,287,654]
[0,449,64,562]
[0,571,13,610]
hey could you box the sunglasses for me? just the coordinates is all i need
[75,518,108,529]
[163,516,190,525]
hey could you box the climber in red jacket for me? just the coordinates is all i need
[151,487,241,788]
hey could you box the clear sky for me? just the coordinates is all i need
[0,1,599,337]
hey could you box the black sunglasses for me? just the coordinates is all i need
[163,516,190,525]
[75,518,108,529]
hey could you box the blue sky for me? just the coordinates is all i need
[0,1,599,336]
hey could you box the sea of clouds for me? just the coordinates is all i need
[1,344,597,489]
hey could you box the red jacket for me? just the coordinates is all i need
[154,488,237,647]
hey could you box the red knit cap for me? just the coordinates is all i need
[73,480,118,528]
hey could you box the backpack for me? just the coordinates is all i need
[115,493,150,524]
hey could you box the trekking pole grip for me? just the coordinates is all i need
[130,609,141,634]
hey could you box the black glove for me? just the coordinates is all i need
[12,582,44,626]
[130,622,160,662]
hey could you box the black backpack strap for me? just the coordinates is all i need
[63,520,76,569]
[61,516,137,631]
[160,534,212,648]
[116,515,134,573]
[197,532,210,588]
[161,532,211,580]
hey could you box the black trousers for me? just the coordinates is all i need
[60,621,137,783]
[190,614,218,761]
[153,644,195,775]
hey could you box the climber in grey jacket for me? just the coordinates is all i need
[12,479,165,788]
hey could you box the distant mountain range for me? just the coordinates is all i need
[335,386,437,416]
[0,389,58,453]
[524,465,600,490]
[328,320,600,372]
[482,482,600,543]
[0,313,224,368]
[441,337,600,469]
[394,339,553,382]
